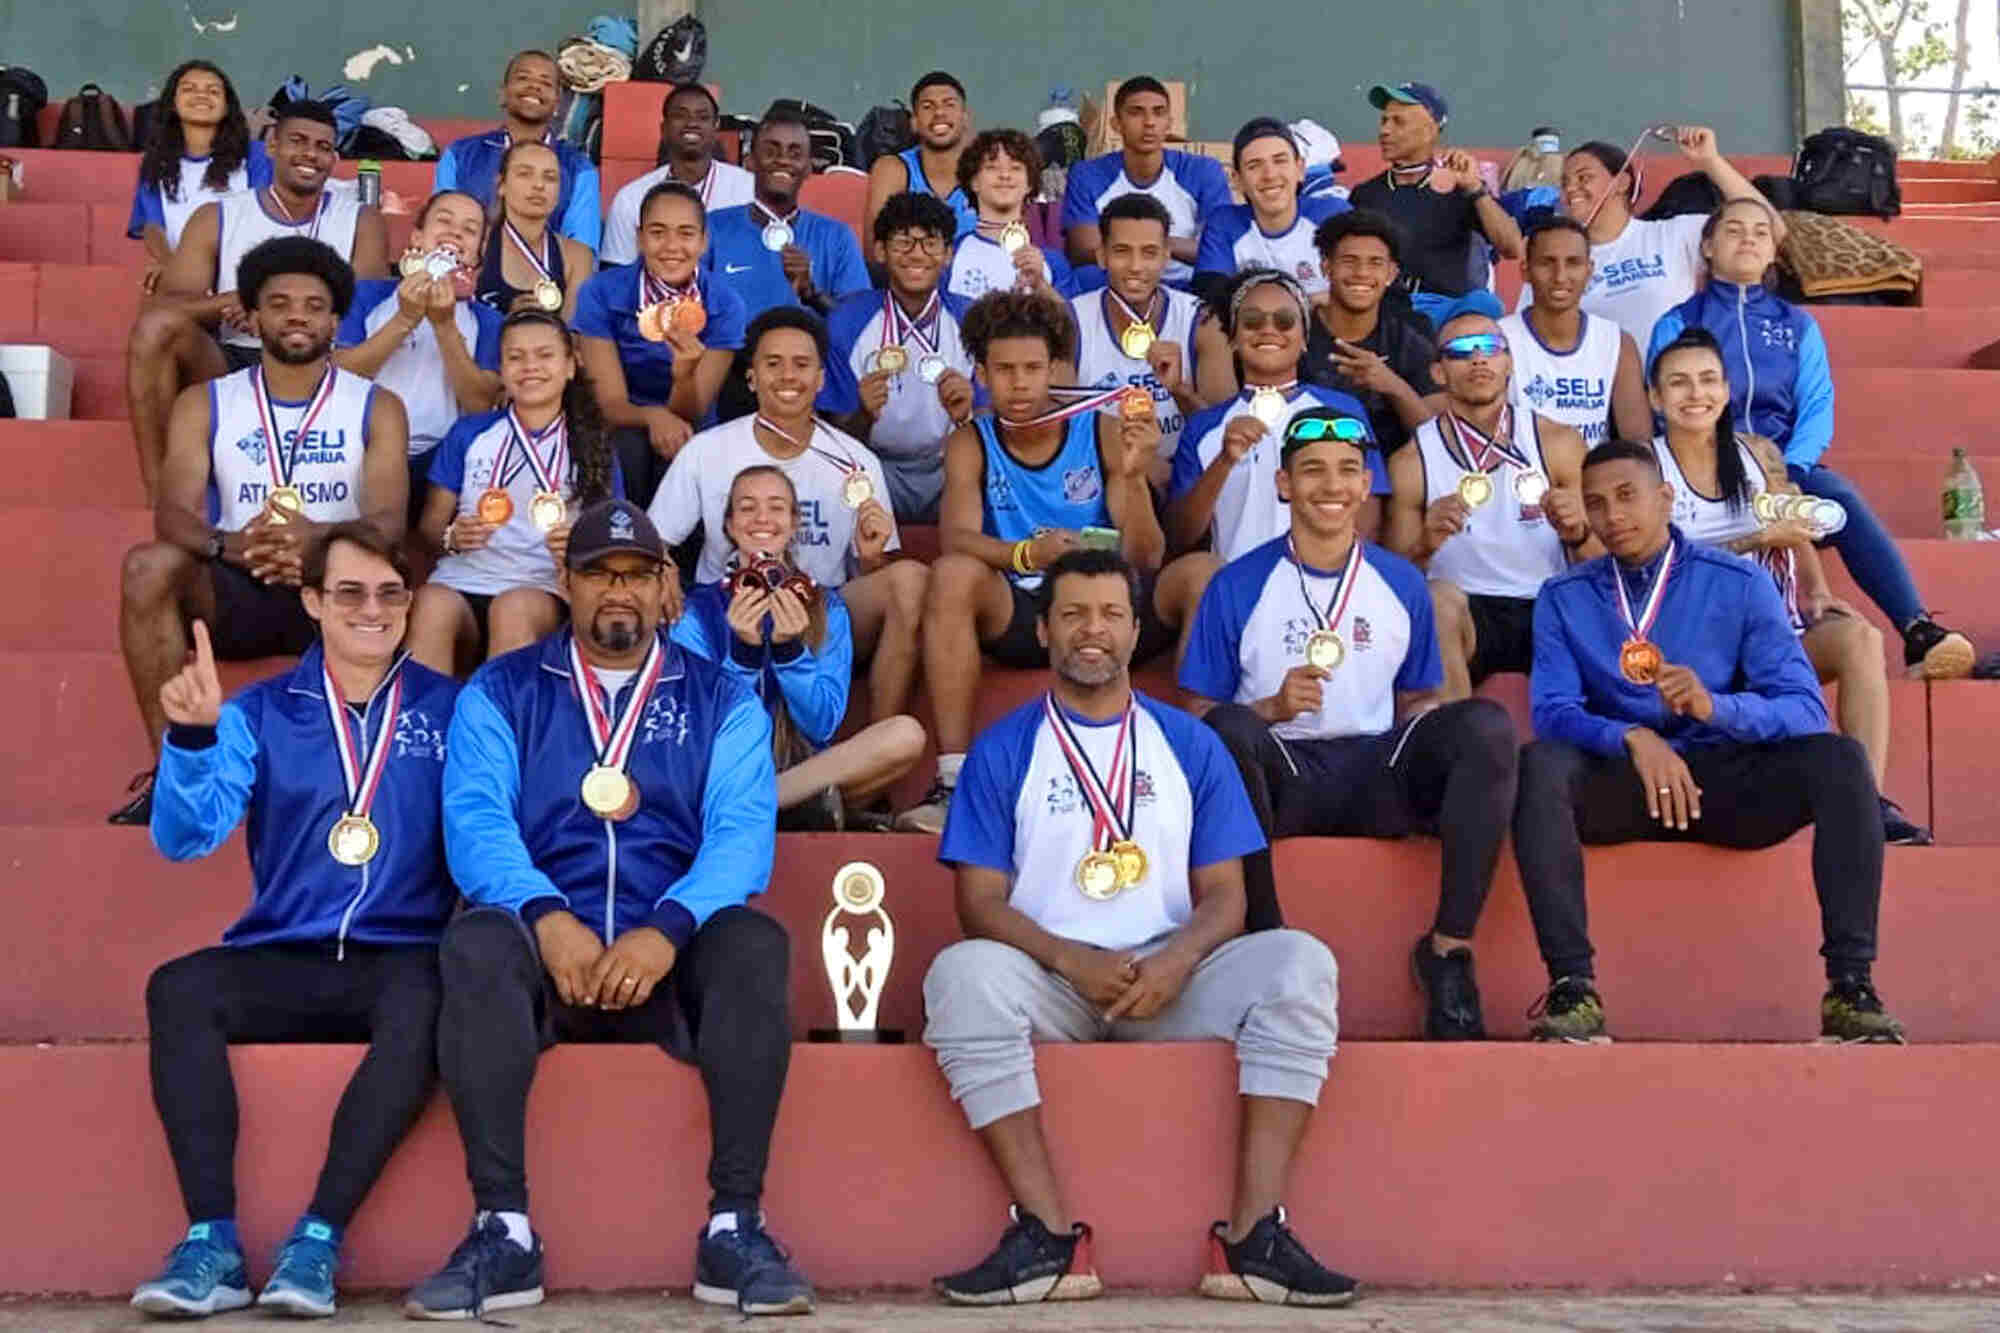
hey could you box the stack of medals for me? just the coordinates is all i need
[1108,288,1160,361]
[500,221,564,312]
[730,551,820,609]
[478,407,570,533]
[636,269,706,342]
[1439,406,1545,511]
[253,366,339,526]
[1752,490,1848,537]
[1043,693,1146,900]
[868,288,950,385]
[1292,534,1363,671]
[399,242,464,283]
[571,632,668,823]
[1613,537,1676,685]
[1245,379,1297,432]
[323,655,406,866]
[756,414,877,510]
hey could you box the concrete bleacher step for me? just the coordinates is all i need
[1813,307,2000,369]
[1898,178,2000,205]
[2,1041,1994,1295]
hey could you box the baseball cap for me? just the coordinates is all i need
[1368,82,1449,126]
[1231,116,1298,166]
[566,499,665,569]
[1280,407,1375,465]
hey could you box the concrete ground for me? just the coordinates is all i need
[4,1291,1998,1331]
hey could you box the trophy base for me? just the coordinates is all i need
[807,1028,906,1044]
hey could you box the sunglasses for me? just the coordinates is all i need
[1438,333,1509,360]
[1237,308,1300,333]
[323,583,412,610]
[1284,415,1370,445]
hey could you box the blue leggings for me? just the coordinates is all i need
[1790,462,1925,631]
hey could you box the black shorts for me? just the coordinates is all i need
[221,342,262,373]
[1467,594,1536,684]
[208,560,315,660]
[983,573,1174,670]
[459,587,568,661]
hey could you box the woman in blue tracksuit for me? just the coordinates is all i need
[672,463,925,827]
[1647,196,1975,679]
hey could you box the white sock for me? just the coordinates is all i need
[937,752,965,787]
[707,1211,739,1238]
[478,1209,533,1250]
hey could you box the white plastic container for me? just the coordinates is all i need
[0,345,74,420]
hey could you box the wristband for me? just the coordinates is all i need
[1012,539,1036,575]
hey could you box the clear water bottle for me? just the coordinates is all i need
[355,159,381,208]
[1942,447,1985,539]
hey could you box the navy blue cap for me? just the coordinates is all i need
[1368,82,1449,126]
[566,499,665,569]
[1232,116,1298,165]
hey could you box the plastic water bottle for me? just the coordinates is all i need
[355,159,381,208]
[1942,447,1985,539]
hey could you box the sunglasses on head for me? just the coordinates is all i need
[1284,415,1369,445]
[1438,333,1509,360]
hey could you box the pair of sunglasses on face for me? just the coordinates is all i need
[1438,332,1510,360]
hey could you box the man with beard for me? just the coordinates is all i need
[603,84,756,268]
[434,50,601,247]
[704,106,868,321]
[923,548,1354,1309]
[112,237,410,825]
[865,71,977,242]
[405,499,814,1319]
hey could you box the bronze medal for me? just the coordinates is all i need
[1619,638,1663,685]
[476,488,514,525]
[1119,386,1154,421]
[327,813,380,867]
[636,302,669,343]
[669,296,707,337]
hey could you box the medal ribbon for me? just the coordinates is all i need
[999,383,1131,430]
[502,219,556,287]
[1105,287,1160,351]
[1612,537,1678,644]
[322,655,406,820]
[1241,378,1300,405]
[569,632,667,773]
[266,187,328,240]
[1042,694,1137,852]
[752,199,800,231]
[253,366,339,496]
[754,415,864,487]
[498,409,568,491]
[881,288,942,357]
[1439,406,1527,474]
[640,268,699,309]
[1289,535,1364,635]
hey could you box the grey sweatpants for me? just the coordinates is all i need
[922,930,1339,1131]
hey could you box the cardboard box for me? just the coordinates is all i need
[1092,79,1189,154]
[0,157,19,203]
[0,346,74,419]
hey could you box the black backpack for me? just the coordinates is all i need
[635,15,707,84]
[1641,170,1723,220]
[54,84,132,151]
[0,66,48,149]
[1792,127,1901,218]
[855,102,914,168]
[766,97,857,172]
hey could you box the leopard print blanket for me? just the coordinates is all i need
[1779,211,1923,298]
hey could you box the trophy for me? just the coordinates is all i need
[807,860,903,1043]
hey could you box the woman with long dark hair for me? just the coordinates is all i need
[1649,327,1928,844]
[408,312,623,673]
[474,140,595,323]
[128,60,269,287]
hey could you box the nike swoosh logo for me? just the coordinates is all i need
[725,263,751,274]
[674,38,695,61]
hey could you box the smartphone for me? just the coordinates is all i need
[1080,526,1120,551]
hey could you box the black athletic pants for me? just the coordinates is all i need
[1511,735,1883,983]
[1203,699,1519,937]
[145,943,442,1227]
[436,905,791,1218]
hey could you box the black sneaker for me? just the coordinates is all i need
[1200,1207,1358,1307]
[892,780,954,835]
[693,1215,814,1315]
[1411,934,1486,1039]
[1881,796,1934,846]
[401,1214,544,1320]
[777,785,844,832]
[1821,976,1908,1044]
[1903,615,1974,680]
[1528,976,1611,1044]
[933,1205,1102,1305]
[108,769,155,826]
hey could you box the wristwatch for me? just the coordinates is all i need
[202,530,225,562]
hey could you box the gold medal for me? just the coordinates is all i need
[875,345,909,375]
[1619,637,1663,685]
[841,472,874,509]
[581,764,638,821]
[1076,850,1123,901]
[1513,470,1549,507]
[1305,628,1345,671]
[327,813,380,866]
[534,279,562,312]
[264,485,305,525]
[1110,839,1148,888]
[999,221,1030,254]
[1457,472,1494,508]
[1119,320,1155,360]
[476,488,514,525]
[1249,386,1287,430]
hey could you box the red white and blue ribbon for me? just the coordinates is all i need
[1042,693,1137,851]
[497,408,568,492]
[323,655,406,820]
[253,366,339,497]
[1288,534,1363,634]
[1613,537,1678,643]
[569,632,667,773]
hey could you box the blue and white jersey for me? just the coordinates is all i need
[1170,383,1388,562]
[337,279,503,456]
[1061,149,1233,288]
[1499,310,1621,446]
[1193,195,1351,298]
[206,366,374,530]
[128,141,273,249]
[1070,285,1204,464]
[820,287,978,461]
[896,146,978,237]
[701,203,870,319]
[939,691,1266,951]
[944,230,1076,302]
[975,413,1110,588]
[1180,536,1441,741]
[214,188,365,349]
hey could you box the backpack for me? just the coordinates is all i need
[0,66,49,149]
[54,84,133,151]
[855,102,914,168]
[766,97,857,172]
[1792,127,1901,219]
[131,98,163,151]
[1641,170,1723,220]
[635,14,706,84]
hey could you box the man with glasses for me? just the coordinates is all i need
[1181,407,1520,1039]
[1382,307,1593,700]
[112,236,411,826]
[406,499,815,1319]
[603,84,756,268]
[131,523,457,1320]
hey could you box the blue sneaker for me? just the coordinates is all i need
[402,1213,544,1320]
[130,1223,252,1318]
[693,1215,815,1315]
[257,1218,339,1318]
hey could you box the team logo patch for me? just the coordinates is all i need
[1352,617,1373,650]
[1061,466,1102,505]
[641,694,690,746]
[1295,261,1315,282]
[233,429,271,465]
[394,709,448,761]
[610,508,636,541]
[1520,373,1555,408]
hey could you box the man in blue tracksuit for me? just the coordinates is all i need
[1647,197,1974,679]
[1511,440,1904,1046]
[404,500,814,1320]
[132,523,458,1320]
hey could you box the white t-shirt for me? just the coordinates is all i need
[1518,213,1706,346]
[601,160,756,266]
[425,409,605,597]
[945,232,1058,302]
[648,415,900,588]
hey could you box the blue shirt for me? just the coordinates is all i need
[671,580,854,749]
[1193,194,1351,300]
[700,203,870,319]
[1062,149,1233,288]
[1531,530,1829,757]
[895,146,978,237]
[572,265,749,410]
[974,413,1111,585]
[1647,281,1836,470]
[434,129,602,249]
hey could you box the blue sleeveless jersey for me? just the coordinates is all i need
[977,413,1110,586]
[900,147,978,236]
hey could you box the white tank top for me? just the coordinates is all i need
[1071,286,1202,463]
[214,188,365,348]
[1653,433,1802,633]
[1412,409,1568,599]
[1498,311,1622,446]
[206,365,374,531]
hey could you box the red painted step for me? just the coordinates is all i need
[1830,368,2000,448]
[0,264,38,343]
[1928,681,2000,843]
[1814,306,2000,369]
[1900,178,2000,204]
[33,263,140,357]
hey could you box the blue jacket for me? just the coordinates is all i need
[1647,281,1835,470]
[150,644,460,952]
[1531,530,1828,757]
[442,630,775,950]
[670,581,854,749]
[434,130,601,249]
